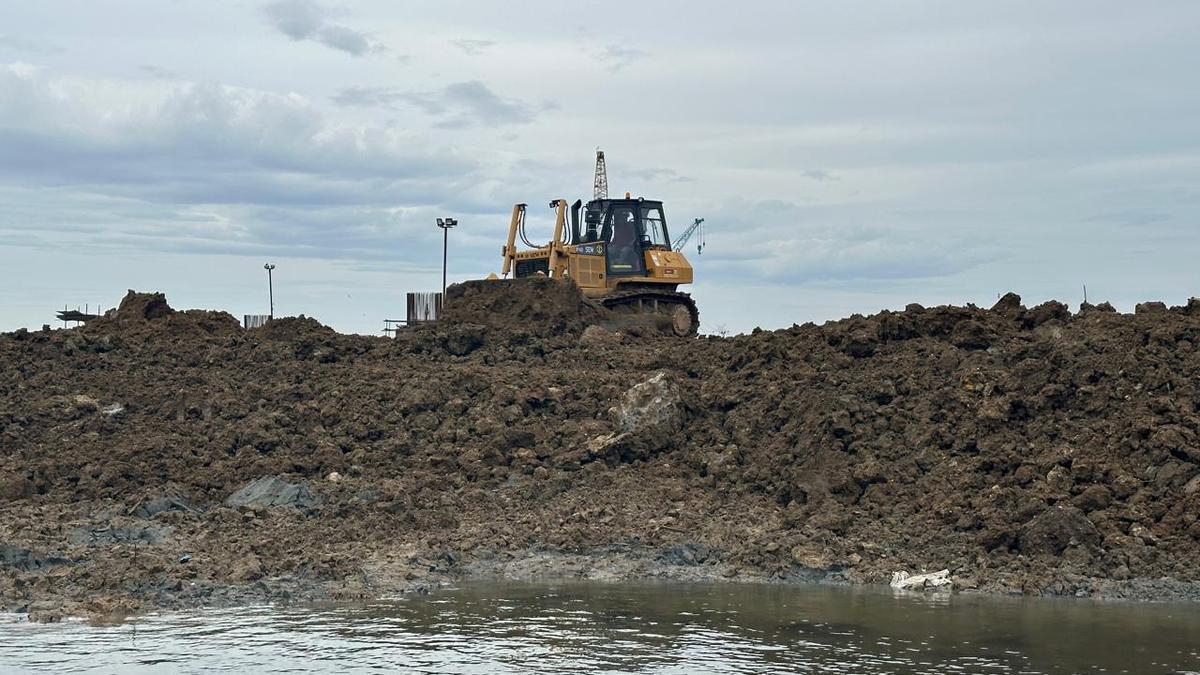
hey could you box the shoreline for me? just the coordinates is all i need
[4,290,1200,623]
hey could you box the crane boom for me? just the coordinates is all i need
[673,217,705,254]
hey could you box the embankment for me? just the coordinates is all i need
[2,289,1200,621]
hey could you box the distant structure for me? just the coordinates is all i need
[55,304,102,328]
[243,315,270,329]
[593,148,608,200]
[383,291,442,336]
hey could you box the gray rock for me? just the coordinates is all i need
[611,372,683,433]
[1,543,69,571]
[1018,505,1101,555]
[69,524,174,547]
[225,475,321,509]
[130,495,196,518]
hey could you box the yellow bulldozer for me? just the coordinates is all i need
[498,195,699,336]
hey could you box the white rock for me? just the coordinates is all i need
[610,372,682,433]
[890,569,952,590]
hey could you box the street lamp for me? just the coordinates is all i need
[436,217,457,308]
[263,263,276,319]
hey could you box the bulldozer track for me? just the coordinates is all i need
[601,289,700,336]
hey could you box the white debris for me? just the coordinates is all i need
[101,403,125,416]
[610,372,682,433]
[326,471,343,483]
[890,569,952,590]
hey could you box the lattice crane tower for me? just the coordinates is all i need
[593,148,608,200]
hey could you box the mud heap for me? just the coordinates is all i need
[441,277,604,336]
[2,290,1200,621]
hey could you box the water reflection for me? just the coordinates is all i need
[2,582,1199,674]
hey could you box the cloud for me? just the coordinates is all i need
[0,64,508,264]
[333,81,552,128]
[695,199,992,284]
[596,44,648,71]
[802,169,839,181]
[450,38,495,56]
[0,34,63,56]
[138,64,178,80]
[262,0,378,56]
[625,167,693,183]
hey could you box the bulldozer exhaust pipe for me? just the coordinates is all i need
[570,199,582,245]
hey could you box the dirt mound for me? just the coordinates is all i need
[256,316,338,341]
[442,277,602,336]
[3,289,1200,618]
[114,290,175,321]
[84,290,239,339]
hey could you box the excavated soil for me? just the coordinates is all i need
[3,289,1200,621]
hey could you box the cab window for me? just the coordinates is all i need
[641,205,668,247]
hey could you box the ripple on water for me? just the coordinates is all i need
[1,582,1199,674]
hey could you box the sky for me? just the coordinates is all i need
[1,0,1198,335]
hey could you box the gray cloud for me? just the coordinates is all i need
[625,167,693,183]
[802,169,839,182]
[695,199,992,285]
[0,34,63,55]
[596,44,648,71]
[138,64,177,80]
[0,65,495,264]
[262,0,377,56]
[450,38,495,56]
[333,81,551,128]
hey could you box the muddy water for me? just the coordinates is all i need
[2,582,1199,674]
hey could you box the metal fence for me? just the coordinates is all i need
[384,292,442,336]
[407,292,441,324]
[243,314,271,329]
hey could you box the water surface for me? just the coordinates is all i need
[2,582,1198,673]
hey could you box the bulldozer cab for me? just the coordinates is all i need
[583,198,671,277]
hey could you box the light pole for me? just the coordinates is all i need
[263,263,276,319]
[436,218,457,309]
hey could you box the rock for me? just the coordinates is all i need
[1,543,69,572]
[876,313,919,342]
[1072,485,1112,512]
[610,372,683,434]
[229,554,264,582]
[326,471,343,483]
[69,524,174,547]
[580,324,622,347]
[841,331,878,358]
[0,473,32,501]
[990,292,1024,315]
[72,395,99,413]
[129,495,195,518]
[890,569,952,590]
[1135,301,1168,314]
[1025,301,1070,327]
[225,476,321,509]
[445,324,486,356]
[1017,505,1101,555]
[659,542,714,566]
[114,290,174,321]
[1131,523,1158,546]
[951,320,995,350]
[1184,474,1200,495]
[790,544,832,569]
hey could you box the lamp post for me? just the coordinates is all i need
[263,263,276,319]
[436,218,457,309]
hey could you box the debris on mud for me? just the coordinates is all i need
[891,569,952,591]
[3,290,1200,620]
[225,476,321,510]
